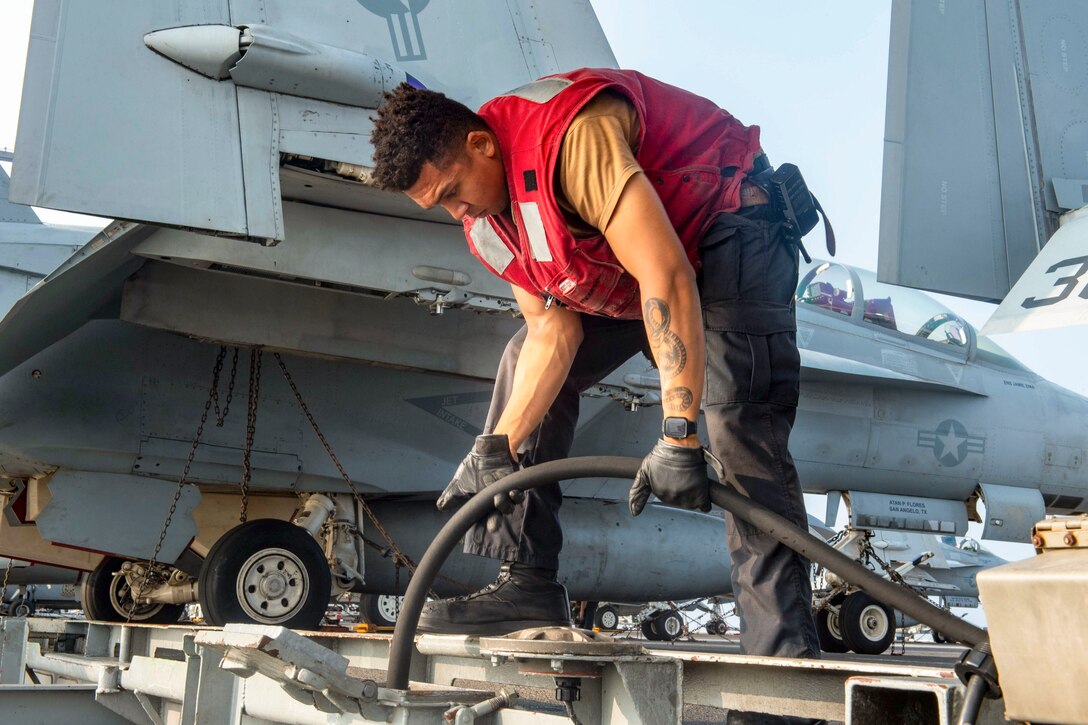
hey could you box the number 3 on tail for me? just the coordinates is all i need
[1022,256,1088,309]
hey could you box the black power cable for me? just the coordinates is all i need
[386,456,991,694]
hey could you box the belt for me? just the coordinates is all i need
[740,181,770,207]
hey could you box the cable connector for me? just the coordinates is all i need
[953,641,1001,699]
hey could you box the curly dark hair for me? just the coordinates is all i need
[370,83,490,191]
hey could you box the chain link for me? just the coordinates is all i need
[272,353,472,596]
[128,346,229,622]
[0,554,12,682]
[239,349,262,523]
[0,558,12,612]
[211,347,239,427]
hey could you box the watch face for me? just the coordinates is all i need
[663,417,694,438]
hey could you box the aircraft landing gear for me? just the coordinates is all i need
[3,593,32,618]
[198,519,331,629]
[592,604,619,631]
[641,608,683,642]
[814,593,849,653]
[361,593,403,628]
[838,592,895,655]
[81,557,185,624]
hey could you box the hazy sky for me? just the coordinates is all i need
[0,0,1073,602]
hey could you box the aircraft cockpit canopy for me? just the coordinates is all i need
[796,261,1027,371]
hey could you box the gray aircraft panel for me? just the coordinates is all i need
[35,471,200,562]
[877,0,1088,302]
[800,348,985,396]
[130,201,514,301]
[0,165,39,224]
[11,1,248,236]
[978,482,1044,543]
[237,88,284,241]
[879,0,1030,301]
[120,261,520,380]
[0,221,151,378]
[226,0,616,105]
[1018,2,1088,213]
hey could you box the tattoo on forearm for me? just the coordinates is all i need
[663,387,694,412]
[645,298,687,377]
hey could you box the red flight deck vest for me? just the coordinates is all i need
[463,68,762,319]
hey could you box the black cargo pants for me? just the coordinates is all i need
[465,206,821,659]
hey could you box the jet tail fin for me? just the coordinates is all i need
[982,213,1088,335]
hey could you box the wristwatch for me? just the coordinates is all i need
[662,417,698,440]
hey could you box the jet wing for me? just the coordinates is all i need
[800,349,987,396]
[0,221,152,377]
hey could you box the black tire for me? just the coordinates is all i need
[640,617,659,641]
[199,519,331,629]
[815,607,849,653]
[81,557,184,624]
[593,605,620,631]
[931,629,949,644]
[652,609,684,642]
[362,594,402,628]
[705,618,726,636]
[13,598,32,617]
[839,592,895,655]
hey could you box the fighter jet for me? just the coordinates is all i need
[1,1,1084,631]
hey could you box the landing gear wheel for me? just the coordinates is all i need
[705,618,726,636]
[12,599,31,618]
[650,609,683,642]
[815,606,848,653]
[593,605,619,631]
[839,592,895,655]
[81,557,184,624]
[362,594,403,628]
[640,617,659,641]
[199,519,331,629]
[931,629,950,644]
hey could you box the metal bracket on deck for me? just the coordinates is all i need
[195,624,386,718]
[194,624,494,722]
[477,627,684,723]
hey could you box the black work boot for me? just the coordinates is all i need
[416,562,572,635]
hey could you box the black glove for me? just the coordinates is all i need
[437,434,525,514]
[628,439,711,516]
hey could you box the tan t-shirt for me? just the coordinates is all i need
[555,90,642,239]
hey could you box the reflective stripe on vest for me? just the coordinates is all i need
[518,202,552,262]
[469,217,513,274]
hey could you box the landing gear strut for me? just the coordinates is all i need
[81,557,184,624]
